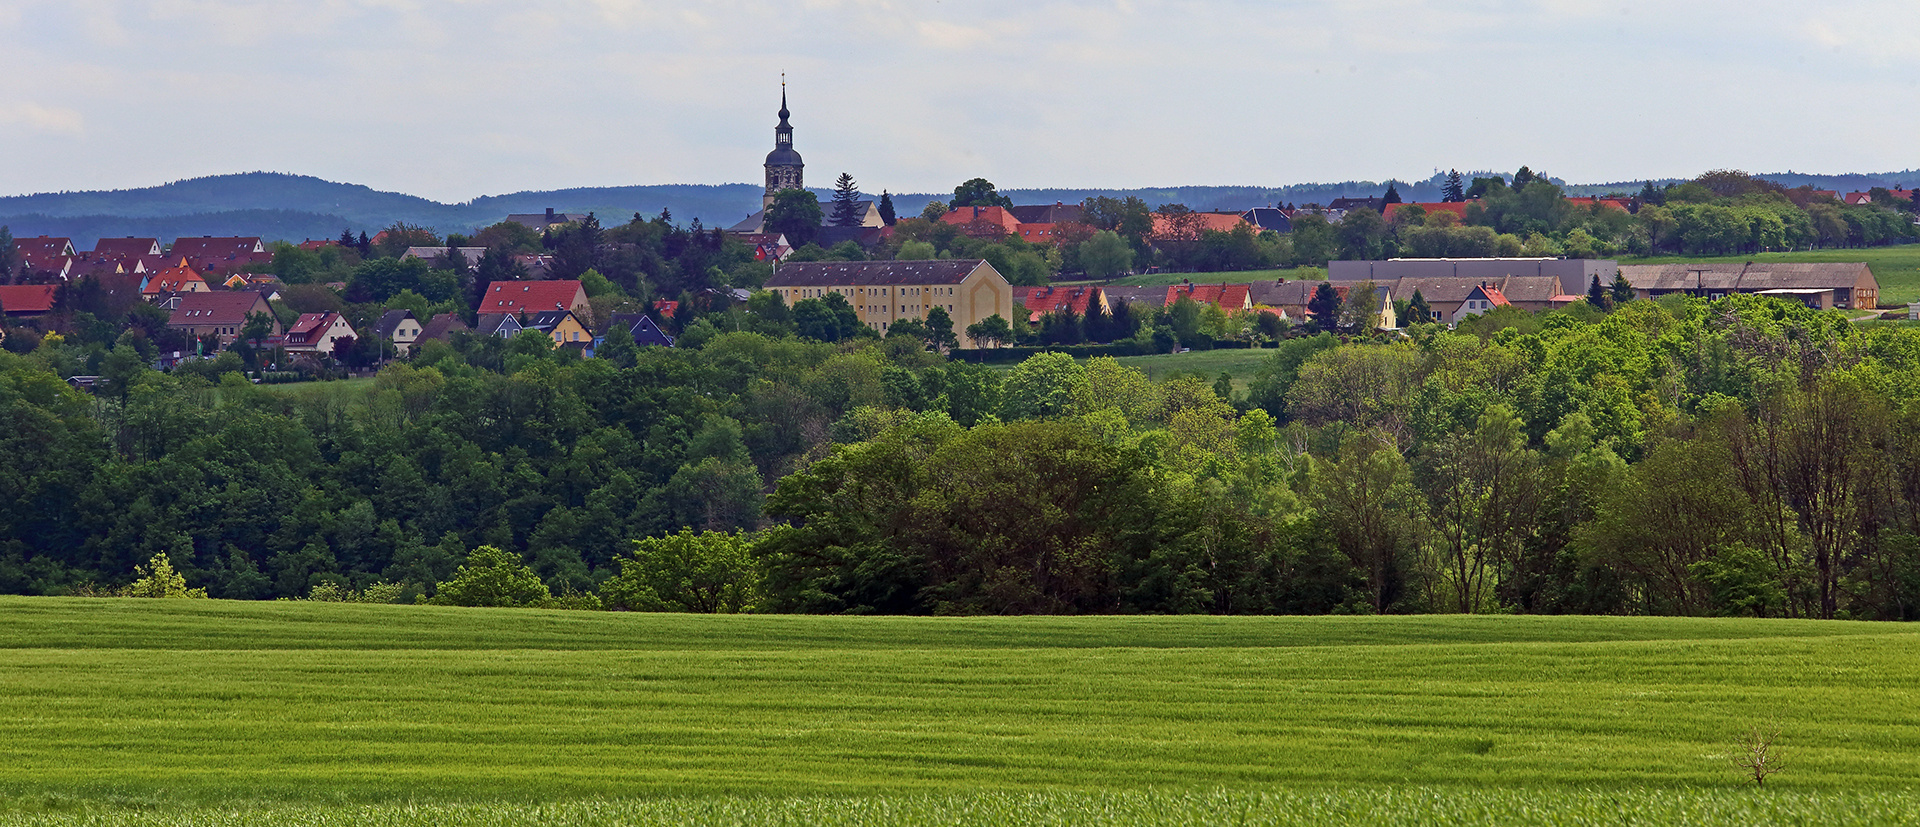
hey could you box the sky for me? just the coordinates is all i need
[3,0,1917,202]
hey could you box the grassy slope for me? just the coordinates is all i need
[1623,245,1920,304]
[3,598,1919,810]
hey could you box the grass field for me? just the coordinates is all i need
[253,376,377,400]
[1623,244,1920,304]
[1108,349,1275,392]
[4,598,1920,824]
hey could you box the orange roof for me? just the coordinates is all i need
[1474,284,1512,307]
[1149,212,1251,240]
[1565,196,1630,212]
[938,205,1023,236]
[478,280,586,314]
[1168,283,1251,309]
[1013,286,1102,317]
[144,259,206,295]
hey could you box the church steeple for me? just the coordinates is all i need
[763,76,804,208]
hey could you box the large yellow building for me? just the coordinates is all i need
[764,259,1014,348]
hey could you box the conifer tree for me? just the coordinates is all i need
[1586,274,1613,311]
[831,173,862,227]
[1442,170,1465,203]
[1407,289,1431,324]
[1308,283,1343,333]
[1610,271,1636,305]
[1383,182,1403,205]
[877,191,897,225]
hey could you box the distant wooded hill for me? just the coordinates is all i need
[5,169,1919,248]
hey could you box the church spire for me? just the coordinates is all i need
[763,75,803,209]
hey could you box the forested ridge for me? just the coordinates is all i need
[4,292,1920,620]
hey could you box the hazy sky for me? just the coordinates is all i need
[3,0,1916,201]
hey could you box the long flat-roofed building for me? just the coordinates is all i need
[1615,262,1878,309]
[764,259,1014,348]
[1328,258,1617,297]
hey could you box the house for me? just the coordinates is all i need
[0,284,58,318]
[604,313,676,348]
[478,280,589,317]
[375,310,422,356]
[92,237,161,258]
[1453,282,1512,324]
[1167,283,1253,312]
[504,208,591,232]
[167,236,271,276]
[1148,212,1253,242]
[14,236,75,281]
[1615,262,1879,309]
[142,259,210,299]
[763,259,1014,348]
[282,312,358,354]
[1008,202,1086,225]
[937,205,1024,237]
[513,254,556,279]
[474,313,524,339]
[402,246,489,271]
[1013,285,1109,323]
[1240,208,1293,234]
[729,232,792,262]
[166,291,277,345]
[524,309,593,347]
[414,312,470,346]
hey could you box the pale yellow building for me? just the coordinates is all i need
[764,259,1014,348]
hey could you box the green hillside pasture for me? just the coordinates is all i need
[1108,348,1276,393]
[1624,245,1920,305]
[4,790,1919,827]
[2,600,1919,812]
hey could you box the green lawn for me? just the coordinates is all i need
[1623,245,1920,305]
[3,598,1919,822]
[254,376,378,400]
[1109,348,1275,392]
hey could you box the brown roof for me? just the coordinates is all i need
[479,280,586,314]
[169,236,263,258]
[1247,280,1326,307]
[415,312,469,342]
[1617,262,1874,293]
[167,291,270,327]
[765,259,989,287]
[1009,203,1086,224]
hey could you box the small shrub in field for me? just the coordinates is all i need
[1734,724,1787,786]
[601,528,763,613]
[430,546,551,608]
[303,581,410,604]
[123,553,207,599]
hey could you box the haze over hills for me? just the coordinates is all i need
[4,169,1918,249]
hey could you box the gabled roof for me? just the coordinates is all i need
[143,259,205,295]
[1616,262,1875,292]
[478,280,586,314]
[938,206,1023,235]
[1008,203,1086,224]
[375,309,418,338]
[474,313,523,337]
[93,237,161,257]
[607,313,675,347]
[416,312,469,342]
[287,312,342,341]
[169,236,264,258]
[1328,197,1383,211]
[1169,283,1251,309]
[167,291,270,326]
[523,309,584,333]
[1468,283,1512,307]
[0,284,58,314]
[1241,208,1293,233]
[1014,286,1103,318]
[14,236,74,261]
[765,259,991,287]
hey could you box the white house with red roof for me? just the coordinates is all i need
[478,280,589,317]
[281,312,358,354]
[1453,282,1512,324]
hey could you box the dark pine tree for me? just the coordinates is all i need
[1442,170,1465,203]
[338,228,355,248]
[1308,283,1343,333]
[831,173,862,227]
[1407,289,1431,324]
[1383,183,1403,205]
[1611,272,1636,306]
[877,191,897,226]
[356,231,372,256]
[1512,166,1538,188]
[1586,274,1613,311]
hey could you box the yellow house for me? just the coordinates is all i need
[763,259,1015,348]
[526,309,593,347]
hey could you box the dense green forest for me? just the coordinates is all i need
[4,290,1920,620]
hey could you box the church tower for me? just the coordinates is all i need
[763,81,804,208]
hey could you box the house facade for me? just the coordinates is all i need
[764,259,1014,348]
[375,310,422,356]
[525,310,593,347]
[283,312,358,354]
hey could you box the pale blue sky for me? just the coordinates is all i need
[2,0,1915,201]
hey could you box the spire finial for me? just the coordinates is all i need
[777,75,790,122]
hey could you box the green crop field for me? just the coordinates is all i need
[4,598,1920,825]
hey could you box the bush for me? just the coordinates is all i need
[429,546,552,608]
[123,553,208,599]
[601,529,763,613]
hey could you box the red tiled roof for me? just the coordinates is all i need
[170,236,263,258]
[1013,286,1102,318]
[1149,212,1251,240]
[167,291,270,327]
[937,205,1023,236]
[288,312,337,339]
[0,284,57,314]
[1168,283,1251,309]
[144,259,206,295]
[93,237,160,258]
[479,280,586,314]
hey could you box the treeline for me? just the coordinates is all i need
[5,291,1920,619]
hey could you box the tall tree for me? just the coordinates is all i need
[1442,170,1466,203]
[830,172,862,227]
[1307,283,1343,333]
[952,177,1013,209]
[1585,274,1612,311]
[1609,271,1636,305]
[1407,289,1432,324]
[1511,166,1539,189]
[1383,182,1403,205]
[766,188,824,248]
[877,191,897,226]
